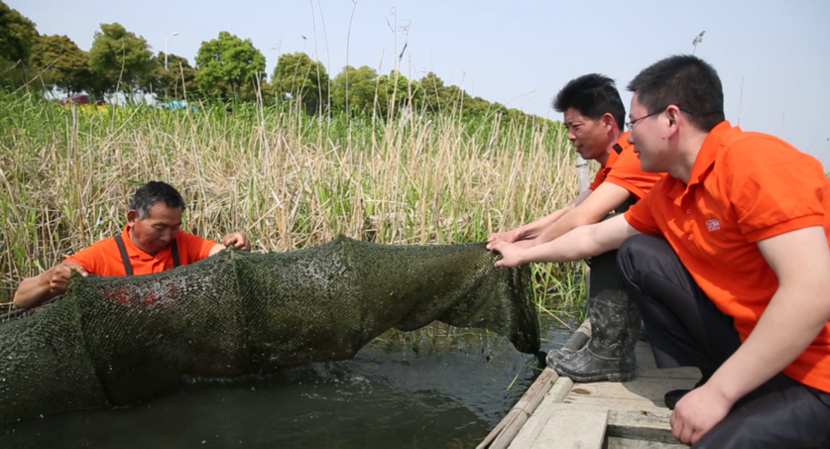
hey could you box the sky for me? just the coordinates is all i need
[9,0,830,167]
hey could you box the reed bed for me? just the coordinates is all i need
[0,92,588,324]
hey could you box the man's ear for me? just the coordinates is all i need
[127,209,139,225]
[665,105,683,127]
[601,112,616,131]
[665,105,682,138]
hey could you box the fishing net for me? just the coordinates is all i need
[0,236,538,422]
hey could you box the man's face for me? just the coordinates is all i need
[626,95,668,173]
[563,108,610,161]
[128,203,183,256]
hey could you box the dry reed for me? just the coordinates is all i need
[0,93,588,320]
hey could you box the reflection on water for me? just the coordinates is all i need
[0,320,569,449]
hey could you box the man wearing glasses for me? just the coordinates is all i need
[488,74,665,383]
[491,55,830,447]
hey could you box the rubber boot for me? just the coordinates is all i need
[546,249,640,382]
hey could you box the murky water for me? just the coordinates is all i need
[0,319,570,449]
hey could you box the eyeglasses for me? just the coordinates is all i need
[626,106,693,131]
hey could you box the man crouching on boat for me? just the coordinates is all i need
[491,55,830,447]
[487,74,666,382]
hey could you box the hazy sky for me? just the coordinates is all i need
[10,0,830,167]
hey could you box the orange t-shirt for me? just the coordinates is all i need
[625,121,830,393]
[64,226,217,276]
[588,131,666,199]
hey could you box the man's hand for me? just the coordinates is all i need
[670,384,733,445]
[47,261,89,295]
[14,261,89,309]
[487,229,525,249]
[489,241,528,267]
[222,232,251,251]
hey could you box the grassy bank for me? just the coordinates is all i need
[0,92,588,323]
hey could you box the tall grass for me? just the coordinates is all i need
[0,91,588,322]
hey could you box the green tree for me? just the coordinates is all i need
[415,72,483,116]
[194,31,266,101]
[138,52,198,100]
[88,23,154,94]
[160,53,199,99]
[417,72,451,113]
[29,35,93,95]
[331,65,380,114]
[443,85,474,112]
[378,71,420,116]
[0,1,37,63]
[465,95,494,117]
[271,52,329,114]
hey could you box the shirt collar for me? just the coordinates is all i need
[617,131,632,152]
[121,225,161,261]
[604,131,631,167]
[686,121,734,188]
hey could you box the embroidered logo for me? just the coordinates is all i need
[705,218,721,232]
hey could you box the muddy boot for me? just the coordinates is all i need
[559,319,591,353]
[546,250,640,382]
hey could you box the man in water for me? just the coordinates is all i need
[14,181,251,308]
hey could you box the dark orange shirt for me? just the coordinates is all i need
[588,131,665,199]
[64,226,217,276]
[625,121,830,393]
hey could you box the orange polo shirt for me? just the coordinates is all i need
[64,226,217,276]
[588,131,665,199]
[625,121,830,393]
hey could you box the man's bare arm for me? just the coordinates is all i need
[13,261,89,309]
[491,214,640,267]
[532,182,632,245]
[670,226,830,444]
[487,189,592,246]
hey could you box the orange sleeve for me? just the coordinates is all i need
[624,183,663,235]
[63,238,113,275]
[723,137,827,243]
[604,148,665,199]
[177,231,218,263]
[588,168,606,191]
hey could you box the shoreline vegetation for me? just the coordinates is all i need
[0,90,589,331]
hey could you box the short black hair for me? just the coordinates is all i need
[552,74,625,131]
[129,182,185,219]
[627,55,725,132]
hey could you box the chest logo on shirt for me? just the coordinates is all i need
[705,218,721,232]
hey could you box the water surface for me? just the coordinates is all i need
[1,319,569,449]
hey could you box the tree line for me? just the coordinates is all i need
[0,1,536,121]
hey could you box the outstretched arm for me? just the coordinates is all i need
[487,189,592,246]
[670,226,830,445]
[491,214,640,267]
[531,182,632,246]
[13,261,89,309]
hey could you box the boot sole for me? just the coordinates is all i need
[550,358,637,383]
[554,369,636,383]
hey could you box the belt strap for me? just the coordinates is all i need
[171,239,180,268]
[114,234,133,276]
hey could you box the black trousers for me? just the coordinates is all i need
[617,234,830,448]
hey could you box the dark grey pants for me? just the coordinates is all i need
[617,234,830,448]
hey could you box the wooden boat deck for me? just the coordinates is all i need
[479,342,700,448]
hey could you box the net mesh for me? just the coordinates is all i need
[0,236,538,422]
